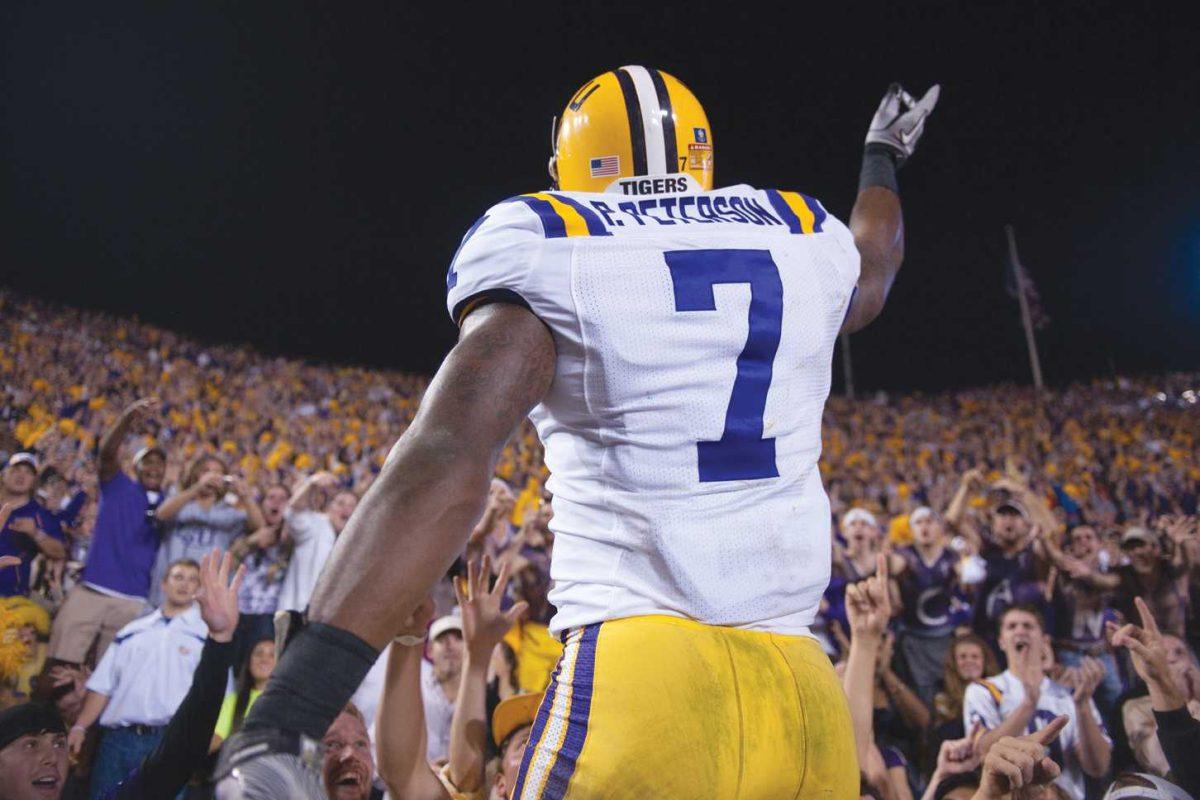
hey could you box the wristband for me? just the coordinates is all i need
[858,143,900,194]
[394,634,427,647]
[70,725,86,733]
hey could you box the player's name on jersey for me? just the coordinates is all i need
[583,193,785,231]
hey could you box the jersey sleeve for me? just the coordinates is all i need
[445,199,545,326]
[963,681,1003,731]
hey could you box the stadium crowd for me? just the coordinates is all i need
[1,288,1198,800]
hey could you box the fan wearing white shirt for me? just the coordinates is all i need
[68,558,207,798]
[277,472,359,614]
[963,604,1112,800]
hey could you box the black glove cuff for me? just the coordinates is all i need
[859,144,900,194]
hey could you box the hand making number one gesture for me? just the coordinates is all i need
[972,714,1069,799]
[845,553,892,643]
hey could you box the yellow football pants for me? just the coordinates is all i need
[512,615,859,800]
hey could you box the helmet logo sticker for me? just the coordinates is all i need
[688,143,713,170]
[693,127,708,144]
[589,156,620,178]
[569,83,601,112]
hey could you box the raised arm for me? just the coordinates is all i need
[843,554,893,766]
[156,472,224,523]
[117,550,244,798]
[307,302,555,650]
[98,398,159,483]
[448,556,528,793]
[375,597,448,800]
[842,83,940,334]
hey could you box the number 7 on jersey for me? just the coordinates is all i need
[665,249,783,483]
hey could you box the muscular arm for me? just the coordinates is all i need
[842,186,903,334]
[308,303,555,649]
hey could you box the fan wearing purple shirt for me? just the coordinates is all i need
[0,452,67,597]
[48,398,167,666]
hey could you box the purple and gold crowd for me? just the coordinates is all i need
[1,288,1198,800]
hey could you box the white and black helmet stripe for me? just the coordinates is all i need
[613,65,678,176]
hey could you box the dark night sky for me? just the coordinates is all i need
[2,2,1197,392]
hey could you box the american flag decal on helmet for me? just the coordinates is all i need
[589,156,620,177]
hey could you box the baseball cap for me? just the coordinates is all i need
[492,692,544,747]
[909,506,939,525]
[428,615,463,642]
[0,702,65,752]
[132,445,167,466]
[1120,527,1157,548]
[5,452,38,472]
[842,508,877,528]
[1102,772,1195,800]
[992,499,1027,519]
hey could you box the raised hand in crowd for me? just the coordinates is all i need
[1057,656,1105,706]
[196,548,245,643]
[919,723,982,800]
[1108,597,1187,710]
[971,714,1068,800]
[843,554,892,768]
[98,397,160,480]
[448,554,528,794]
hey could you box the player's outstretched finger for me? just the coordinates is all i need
[918,84,941,113]
[1030,714,1069,745]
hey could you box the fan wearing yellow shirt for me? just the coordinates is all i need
[209,638,275,753]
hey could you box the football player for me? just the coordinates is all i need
[216,67,939,799]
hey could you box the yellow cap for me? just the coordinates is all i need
[551,66,713,194]
[492,691,544,747]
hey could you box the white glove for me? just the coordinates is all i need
[865,83,941,165]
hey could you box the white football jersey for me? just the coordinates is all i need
[963,671,1110,800]
[446,184,859,635]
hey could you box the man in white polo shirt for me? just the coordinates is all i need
[964,603,1112,800]
[67,558,207,799]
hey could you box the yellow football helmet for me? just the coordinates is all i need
[549,66,713,193]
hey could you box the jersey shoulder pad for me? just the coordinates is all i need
[759,188,832,235]
[445,197,546,326]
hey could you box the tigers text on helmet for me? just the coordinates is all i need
[549,66,713,195]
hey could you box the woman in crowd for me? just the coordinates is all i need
[929,633,1000,756]
[152,455,264,605]
[210,635,276,753]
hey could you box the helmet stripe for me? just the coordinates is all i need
[649,70,679,174]
[621,66,667,175]
[611,68,648,176]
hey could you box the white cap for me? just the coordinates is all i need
[5,452,38,471]
[842,508,877,528]
[429,614,463,642]
[909,506,939,525]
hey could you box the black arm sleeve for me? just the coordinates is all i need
[111,637,235,799]
[1153,707,1200,797]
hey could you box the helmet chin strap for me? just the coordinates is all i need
[547,115,560,189]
